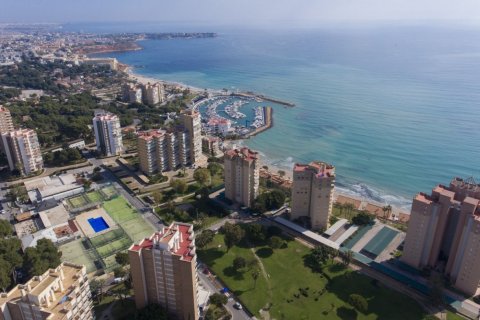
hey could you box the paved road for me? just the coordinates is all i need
[197,265,251,320]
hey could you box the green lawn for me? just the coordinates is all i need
[199,234,436,320]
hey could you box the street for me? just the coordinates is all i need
[197,264,251,320]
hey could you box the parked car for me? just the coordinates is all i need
[233,302,243,310]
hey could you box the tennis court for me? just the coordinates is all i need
[90,228,126,248]
[95,237,132,258]
[67,195,88,209]
[361,227,399,258]
[59,238,100,273]
[86,191,103,203]
[103,197,137,222]
[101,185,117,198]
[103,197,154,243]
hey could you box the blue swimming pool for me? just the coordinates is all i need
[88,217,109,233]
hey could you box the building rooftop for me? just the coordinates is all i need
[137,129,166,141]
[294,161,335,177]
[0,262,87,320]
[208,117,231,126]
[130,222,195,262]
[225,147,258,162]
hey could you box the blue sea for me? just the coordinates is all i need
[73,23,480,209]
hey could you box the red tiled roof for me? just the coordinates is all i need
[129,223,194,261]
[225,147,258,162]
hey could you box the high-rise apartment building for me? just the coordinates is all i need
[122,84,142,104]
[2,129,43,175]
[137,110,201,175]
[402,177,480,296]
[180,110,202,165]
[224,147,259,207]
[129,222,199,320]
[0,262,92,320]
[290,162,335,231]
[92,111,123,157]
[137,129,169,175]
[0,105,14,154]
[142,83,165,106]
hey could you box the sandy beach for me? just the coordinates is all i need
[123,64,410,221]
[126,67,204,94]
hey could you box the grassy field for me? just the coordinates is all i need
[199,234,447,320]
[103,197,154,243]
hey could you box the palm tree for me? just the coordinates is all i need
[344,203,355,220]
[334,202,344,218]
[382,205,392,220]
[341,250,354,266]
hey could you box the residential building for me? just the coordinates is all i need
[128,223,199,320]
[122,84,142,104]
[290,162,335,231]
[142,83,165,106]
[224,147,259,207]
[0,105,13,135]
[202,136,222,157]
[205,117,231,136]
[180,110,202,166]
[0,105,14,154]
[402,177,480,296]
[82,57,118,70]
[2,129,43,175]
[0,262,92,320]
[137,129,169,175]
[137,110,201,175]
[92,110,123,157]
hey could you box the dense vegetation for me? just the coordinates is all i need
[1,58,193,148]
[0,221,62,292]
[44,148,83,166]
[0,56,118,93]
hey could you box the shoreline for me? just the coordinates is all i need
[260,160,410,220]
[118,55,412,218]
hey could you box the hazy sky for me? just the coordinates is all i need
[1,0,480,26]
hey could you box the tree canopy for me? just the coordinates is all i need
[115,252,129,266]
[193,168,211,186]
[253,189,286,213]
[0,219,13,238]
[23,239,62,277]
[222,222,245,251]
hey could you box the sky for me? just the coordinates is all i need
[1,0,480,26]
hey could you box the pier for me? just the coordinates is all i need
[242,106,273,138]
[234,92,295,107]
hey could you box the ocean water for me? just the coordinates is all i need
[89,24,480,209]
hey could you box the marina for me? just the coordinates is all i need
[195,94,275,138]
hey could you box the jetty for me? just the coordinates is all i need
[243,106,273,138]
[234,92,295,107]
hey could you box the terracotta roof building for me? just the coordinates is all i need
[224,147,259,207]
[291,161,335,231]
[128,222,199,320]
